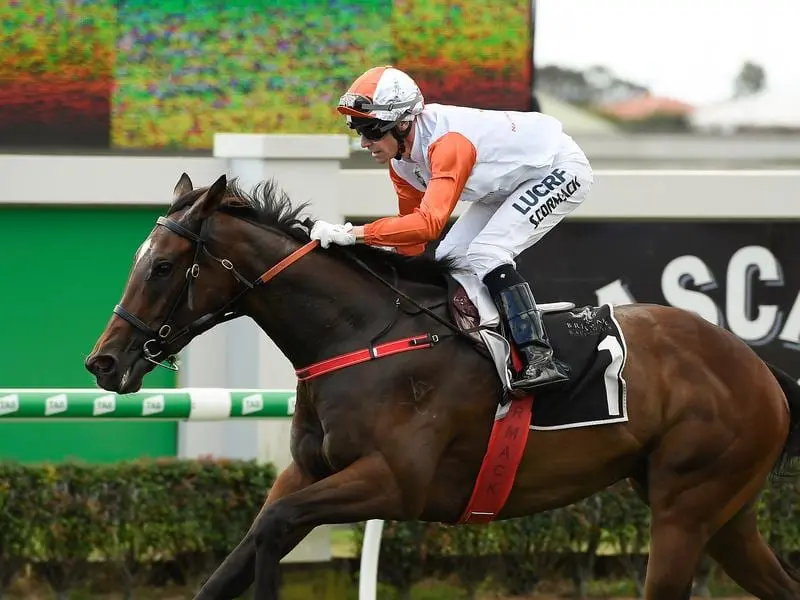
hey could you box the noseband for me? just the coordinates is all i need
[113,214,317,371]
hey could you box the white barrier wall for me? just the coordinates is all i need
[4,147,800,219]
[337,168,800,219]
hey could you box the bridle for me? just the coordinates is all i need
[113,210,486,372]
[113,212,317,371]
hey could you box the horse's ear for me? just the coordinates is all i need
[188,174,227,220]
[173,172,193,200]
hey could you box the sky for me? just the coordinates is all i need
[534,0,800,106]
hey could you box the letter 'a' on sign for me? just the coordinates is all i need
[779,293,800,348]
[595,279,636,307]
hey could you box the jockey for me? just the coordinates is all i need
[310,65,594,393]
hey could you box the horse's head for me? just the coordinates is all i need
[85,172,278,393]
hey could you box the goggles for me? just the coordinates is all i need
[350,120,394,141]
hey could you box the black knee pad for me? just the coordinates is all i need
[483,264,525,298]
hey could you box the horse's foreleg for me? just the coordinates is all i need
[251,451,407,600]
[193,461,314,600]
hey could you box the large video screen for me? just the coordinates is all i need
[0,0,533,151]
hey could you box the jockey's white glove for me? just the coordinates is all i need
[310,220,356,248]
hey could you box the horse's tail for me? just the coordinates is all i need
[766,362,800,477]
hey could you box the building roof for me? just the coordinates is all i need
[600,95,695,120]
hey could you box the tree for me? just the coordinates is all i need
[733,61,766,98]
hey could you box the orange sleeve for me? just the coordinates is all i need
[363,132,477,251]
[388,164,427,256]
[390,162,425,215]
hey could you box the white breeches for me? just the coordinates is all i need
[435,134,594,281]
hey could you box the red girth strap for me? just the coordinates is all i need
[296,333,440,381]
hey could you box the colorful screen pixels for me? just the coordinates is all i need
[0,0,115,147]
[0,0,533,151]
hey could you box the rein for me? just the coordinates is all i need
[307,229,489,349]
[114,210,488,373]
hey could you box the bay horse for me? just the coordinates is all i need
[85,173,800,600]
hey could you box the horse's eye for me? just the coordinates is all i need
[153,261,173,278]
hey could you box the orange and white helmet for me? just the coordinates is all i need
[337,66,424,126]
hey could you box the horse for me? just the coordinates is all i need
[85,172,800,600]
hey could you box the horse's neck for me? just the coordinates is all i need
[240,252,409,369]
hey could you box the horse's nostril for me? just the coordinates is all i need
[86,354,117,376]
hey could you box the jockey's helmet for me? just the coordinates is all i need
[337,66,424,141]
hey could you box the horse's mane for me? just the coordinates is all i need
[168,177,458,289]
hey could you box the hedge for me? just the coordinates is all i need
[0,458,275,600]
[1,458,799,600]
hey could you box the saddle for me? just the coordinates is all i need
[444,274,575,340]
[443,273,630,430]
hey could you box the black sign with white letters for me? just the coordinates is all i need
[513,221,800,379]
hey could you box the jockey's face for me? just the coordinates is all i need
[358,121,412,164]
[360,131,395,164]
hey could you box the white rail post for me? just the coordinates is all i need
[358,519,384,600]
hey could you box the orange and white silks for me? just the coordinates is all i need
[362,103,571,255]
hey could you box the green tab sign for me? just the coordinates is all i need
[0,389,296,421]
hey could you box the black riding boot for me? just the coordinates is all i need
[484,265,570,393]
